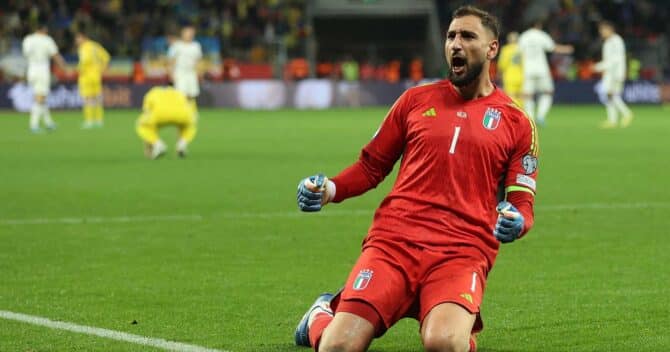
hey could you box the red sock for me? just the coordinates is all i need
[469,334,477,352]
[308,312,333,350]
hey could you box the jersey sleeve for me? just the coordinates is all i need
[543,32,555,52]
[504,105,539,236]
[504,105,539,195]
[21,38,29,57]
[195,43,203,59]
[330,90,410,202]
[595,39,621,73]
[167,44,177,58]
[48,37,58,56]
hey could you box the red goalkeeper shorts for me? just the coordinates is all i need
[337,238,489,335]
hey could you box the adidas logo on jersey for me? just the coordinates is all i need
[422,107,437,117]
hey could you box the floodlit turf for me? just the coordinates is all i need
[1,105,669,351]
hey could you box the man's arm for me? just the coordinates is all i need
[297,90,410,211]
[497,189,535,237]
[51,53,67,71]
[166,44,177,80]
[329,91,409,202]
[545,32,573,55]
[494,105,539,242]
[99,44,111,71]
[595,39,624,73]
[552,44,574,55]
[48,37,67,71]
[594,42,612,73]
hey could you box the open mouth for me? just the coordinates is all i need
[451,56,466,74]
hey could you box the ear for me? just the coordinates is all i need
[487,39,499,60]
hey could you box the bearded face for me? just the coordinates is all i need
[447,54,485,87]
[444,15,497,88]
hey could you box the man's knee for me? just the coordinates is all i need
[319,334,368,352]
[422,330,470,352]
[421,303,476,352]
[318,311,375,352]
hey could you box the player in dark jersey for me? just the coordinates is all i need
[294,5,538,352]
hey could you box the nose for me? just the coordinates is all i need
[449,35,464,52]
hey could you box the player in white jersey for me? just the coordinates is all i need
[595,20,633,128]
[518,20,573,126]
[167,25,202,105]
[22,23,67,133]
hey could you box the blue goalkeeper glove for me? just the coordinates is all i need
[297,174,333,212]
[494,201,524,243]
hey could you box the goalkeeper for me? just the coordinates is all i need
[293,5,538,352]
[136,86,197,159]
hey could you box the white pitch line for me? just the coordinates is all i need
[0,214,202,225]
[217,201,670,218]
[1,202,668,225]
[0,310,227,352]
[217,209,373,219]
[538,201,670,211]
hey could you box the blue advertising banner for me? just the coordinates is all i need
[0,83,153,112]
[0,79,661,111]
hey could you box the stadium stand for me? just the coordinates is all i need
[0,0,668,82]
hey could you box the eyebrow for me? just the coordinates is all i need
[447,29,478,37]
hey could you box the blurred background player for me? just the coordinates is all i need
[136,86,197,159]
[22,22,67,133]
[167,24,202,113]
[518,19,573,126]
[497,31,523,106]
[76,31,110,129]
[595,20,633,129]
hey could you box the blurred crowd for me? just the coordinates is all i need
[0,0,307,59]
[0,0,669,82]
[439,0,669,81]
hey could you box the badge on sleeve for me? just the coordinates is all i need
[522,154,538,174]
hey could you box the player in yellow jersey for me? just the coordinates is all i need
[497,31,523,106]
[75,32,110,129]
[136,86,197,159]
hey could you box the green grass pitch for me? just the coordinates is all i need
[1,105,669,351]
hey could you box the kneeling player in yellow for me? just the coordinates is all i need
[75,32,110,129]
[136,86,197,159]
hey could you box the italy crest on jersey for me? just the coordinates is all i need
[353,269,373,290]
[482,107,501,130]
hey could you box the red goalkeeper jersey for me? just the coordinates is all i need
[331,80,539,266]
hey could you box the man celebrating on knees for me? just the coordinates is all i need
[295,5,539,352]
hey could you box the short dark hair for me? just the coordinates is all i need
[452,5,500,39]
